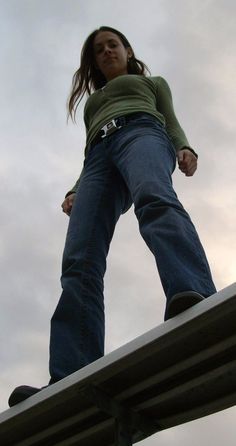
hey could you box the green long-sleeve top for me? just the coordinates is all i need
[68,74,194,195]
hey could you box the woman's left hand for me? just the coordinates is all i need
[177,149,198,176]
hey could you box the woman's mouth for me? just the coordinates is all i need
[104,56,117,63]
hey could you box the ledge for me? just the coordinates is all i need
[0,283,236,445]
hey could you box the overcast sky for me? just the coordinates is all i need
[1,0,236,444]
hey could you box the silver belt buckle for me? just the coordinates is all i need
[101,119,121,138]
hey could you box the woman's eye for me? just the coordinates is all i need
[95,43,117,54]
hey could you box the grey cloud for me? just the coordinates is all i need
[1,2,236,444]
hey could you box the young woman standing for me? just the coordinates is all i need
[9,26,216,407]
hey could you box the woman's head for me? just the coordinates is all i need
[68,26,151,121]
[93,30,133,82]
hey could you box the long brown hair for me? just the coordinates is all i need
[67,26,151,122]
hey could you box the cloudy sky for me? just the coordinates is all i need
[1,0,236,444]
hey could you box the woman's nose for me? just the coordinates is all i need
[104,46,112,54]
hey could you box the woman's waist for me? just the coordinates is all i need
[86,111,165,151]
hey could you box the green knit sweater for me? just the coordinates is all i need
[68,74,193,195]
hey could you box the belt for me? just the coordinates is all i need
[90,112,149,147]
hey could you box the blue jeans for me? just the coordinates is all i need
[49,113,216,383]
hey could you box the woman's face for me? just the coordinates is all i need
[93,31,133,81]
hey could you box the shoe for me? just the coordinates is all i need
[165,291,205,320]
[8,385,47,407]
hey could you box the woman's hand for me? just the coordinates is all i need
[177,149,198,176]
[61,193,76,216]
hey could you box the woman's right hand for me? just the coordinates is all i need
[61,193,76,216]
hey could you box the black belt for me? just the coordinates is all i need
[90,112,153,147]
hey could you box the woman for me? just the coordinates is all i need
[8,26,216,406]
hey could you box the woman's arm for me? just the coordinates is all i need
[157,78,195,151]
[62,168,84,216]
[157,76,198,176]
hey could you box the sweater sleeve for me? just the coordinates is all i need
[65,171,83,197]
[157,76,195,153]
[65,116,89,198]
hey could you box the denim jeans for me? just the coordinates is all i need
[49,113,216,383]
